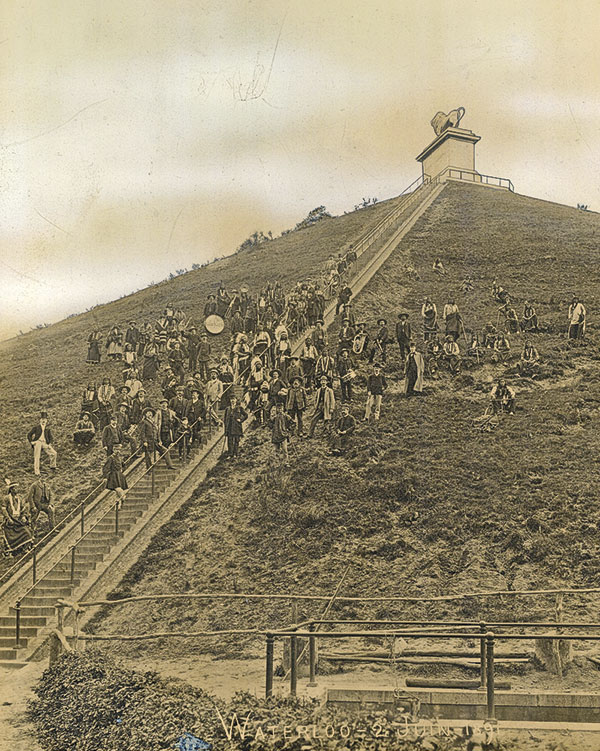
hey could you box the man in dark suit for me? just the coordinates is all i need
[395,312,412,365]
[169,386,190,422]
[27,412,57,476]
[102,416,124,456]
[26,474,56,531]
[223,396,248,459]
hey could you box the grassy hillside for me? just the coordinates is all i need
[89,183,600,667]
[0,195,401,558]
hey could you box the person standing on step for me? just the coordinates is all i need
[223,395,248,459]
[27,474,56,533]
[186,388,206,445]
[102,444,128,506]
[138,407,159,469]
[155,398,177,467]
[364,363,387,423]
[27,411,58,476]
[1,482,33,555]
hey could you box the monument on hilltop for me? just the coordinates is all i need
[416,106,481,183]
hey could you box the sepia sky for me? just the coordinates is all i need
[1,0,599,339]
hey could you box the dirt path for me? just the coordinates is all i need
[0,663,45,751]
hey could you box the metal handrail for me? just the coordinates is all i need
[443,167,514,192]
[13,414,208,645]
[0,444,142,590]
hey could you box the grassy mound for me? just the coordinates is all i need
[88,183,600,658]
[0,195,399,572]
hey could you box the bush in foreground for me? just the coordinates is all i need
[25,649,526,750]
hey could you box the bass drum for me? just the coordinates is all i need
[205,314,225,335]
[352,333,367,354]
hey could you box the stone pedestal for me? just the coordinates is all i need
[416,127,481,181]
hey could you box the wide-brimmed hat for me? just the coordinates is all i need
[292,376,304,385]
[377,318,387,326]
[271,368,281,377]
[143,407,155,417]
[398,311,409,319]
[120,385,131,393]
[40,411,49,419]
[373,362,383,369]
[118,402,129,409]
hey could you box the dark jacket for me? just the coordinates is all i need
[367,374,388,395]
[137,417,157,448]
[224,406,248,436]
[27,424,54,445]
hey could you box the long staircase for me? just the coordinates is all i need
[0,167,475,666]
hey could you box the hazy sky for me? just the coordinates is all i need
[1,0,599,339]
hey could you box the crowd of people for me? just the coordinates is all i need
[3,233,588,557]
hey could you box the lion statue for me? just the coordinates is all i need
[431,107,466,136]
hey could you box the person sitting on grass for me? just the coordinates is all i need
[433,257,447,276]
[73,412,96,447]
[442,335,461,374]
[482,322,498,349]
[332,405,356,455]
[490,378,515,415]
[501,303,520,334]
[521,301,539,333]
[517,340,540,377]
[492,332,511,363]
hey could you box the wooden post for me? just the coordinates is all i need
[14,601,21,648]
[80,505,84,536]
[554,592,564,678]
[290,632,297,697]
[479,621,487,689]
[56,604,64,634]
[486,633,495,720]
[265,633,274,698]
[308,623,317,687]
[73,608,80,652]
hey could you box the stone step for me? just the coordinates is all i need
[70,548,107,558]
[0,660,29,669]
[22,595,68,606]
[0,649,19,660]
[10,605,55,616]
[30,586,73,598]
[0,626,38,638]
[33,577,81,588]
[0,615,47,627]
[53,564,95,576]
[0,636,29,648]
[75,543,112,554]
